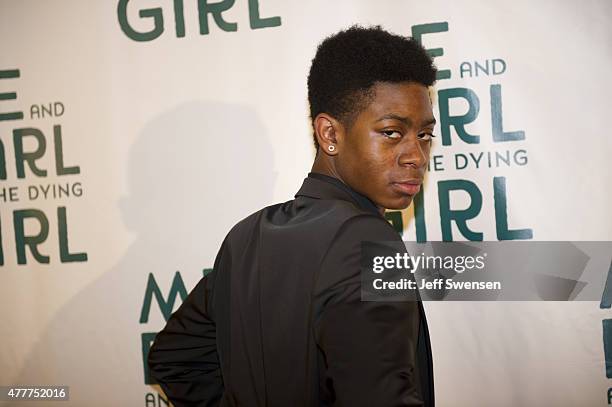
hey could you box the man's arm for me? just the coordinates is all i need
[148,241,228,407]
[313,215,425,406]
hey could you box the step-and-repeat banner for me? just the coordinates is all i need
[1,1,611,406]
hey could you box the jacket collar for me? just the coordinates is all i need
[295,172,382,217]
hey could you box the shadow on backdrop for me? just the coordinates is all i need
[15,101,276,406]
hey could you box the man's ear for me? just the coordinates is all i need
[314,113,343,156]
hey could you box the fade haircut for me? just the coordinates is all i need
[307,25,437,149]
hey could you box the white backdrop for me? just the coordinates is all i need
[1,0,611,406]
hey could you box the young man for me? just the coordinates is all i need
[149,25,437,406]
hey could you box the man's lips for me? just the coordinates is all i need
[391,180,422,195]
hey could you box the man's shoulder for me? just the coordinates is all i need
[224,196,399,246]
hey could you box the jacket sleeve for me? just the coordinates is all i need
[147,240,228,407]
[313,215,425,407]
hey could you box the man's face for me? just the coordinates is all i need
[335,81,435,210]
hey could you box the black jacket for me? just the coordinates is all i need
[148,172,434,406]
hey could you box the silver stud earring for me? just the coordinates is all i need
[328,145,336,152]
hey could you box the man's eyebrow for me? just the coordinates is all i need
[422,117,437,127]
[375,114,437,127]
[375,114,412,125]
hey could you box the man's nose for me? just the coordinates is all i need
[397,136,428,169]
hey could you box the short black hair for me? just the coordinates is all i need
[307,25,437,149]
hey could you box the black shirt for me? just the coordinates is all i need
[148,172,434,406]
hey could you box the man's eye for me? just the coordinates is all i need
[419,132,436,141]
[382,130,401,139]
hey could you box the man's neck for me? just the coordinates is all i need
[310,154,385,216]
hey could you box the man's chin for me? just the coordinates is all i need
[382,196,414,211]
